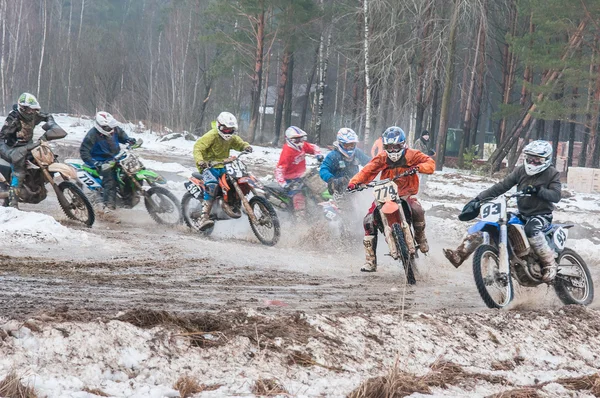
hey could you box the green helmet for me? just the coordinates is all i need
[17,93,41,121]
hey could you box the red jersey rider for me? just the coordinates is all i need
[275,126,323,215]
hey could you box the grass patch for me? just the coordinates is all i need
[486,388,541,398]
[252,378,288,396]
[0,371,37,398]
[173,376,222,397]
[82,387,109,397]
[554,373,600,395]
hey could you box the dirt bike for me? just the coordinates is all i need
[262,157,335,221]
[465,192,594,308]
[68,139,182,225]
[0,125,95,226]
[349,169,419,284]
[181,152,280,246]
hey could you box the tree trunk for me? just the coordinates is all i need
[586,49,600,168]
[284,54,294,129]
[362,0,372,146]
[579,56,595,167]
[314,28,332,145]
[300,47,318,130]
[37,0,48,99]
[551,90,564,166]
[0,0,6,112]
[489,20,588,171]
[272,47,291,146]
[568,86,578,167]
[247,4,265,143]
[414,0,434,139]
[497,0,519,145]
[458,16,484,168]
[434,0,460,171]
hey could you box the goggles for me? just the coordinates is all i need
[219,124,236,134]
[290,136,306,144]
[384,143,405,153]
[99,125,114,133]
[525,155,545,166]
[20,106,39,115]
[341,142,357,151]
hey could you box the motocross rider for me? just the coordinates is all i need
[193,111,253,231]
[79,111,137,211]
[348,126,435,272]
[0,93,57,209]
[319,128,370,195]
[444,140,561,282]
[275,126,323,216]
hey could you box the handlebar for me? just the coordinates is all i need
[203,150,250,168]
[347,168,417,193]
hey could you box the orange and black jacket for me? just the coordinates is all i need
[349,149,435,197]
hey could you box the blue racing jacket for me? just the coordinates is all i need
[80,126,132,167]
[319,147,371,183]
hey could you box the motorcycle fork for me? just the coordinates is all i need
[232,181,258,224]
[396,199,416,255]
[43,168,70,209]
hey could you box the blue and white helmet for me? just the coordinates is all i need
[335,127,359,159]
[523,140,552,176]
[382,126,406,162]
[285,126,307,151]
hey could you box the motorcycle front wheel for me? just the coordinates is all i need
[248,196,280,246]
[391,223,416,285]
[58,181,95,227]
[181,192,214,235]
[144,186,182,225]
[554,248,594,306]
[472,244,514,309]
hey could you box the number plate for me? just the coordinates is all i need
[185,181,203,199]
[479,198,506,222]
[553,227,568,251]
[372,181,398,203]
[77,170,102,190]
[225,159,247,178]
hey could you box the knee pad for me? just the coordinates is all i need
[363,212,377,235]
[524,216,546,238]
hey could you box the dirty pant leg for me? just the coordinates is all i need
[291,192,306,211]
[455,232,485,259]
[101,168,117,206]
[406,196,425,228]
[363,202,381,249]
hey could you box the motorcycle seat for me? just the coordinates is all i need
[192,172,204,180]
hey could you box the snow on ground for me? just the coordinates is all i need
[0,307,599,397]
[0,207,92,245]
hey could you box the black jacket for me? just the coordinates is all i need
[0,104,55,147]
[477,165,561,217]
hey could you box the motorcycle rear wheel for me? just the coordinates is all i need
[181,192,214,235]
[473,244,514,309]
[144,186,182,226]
[58,181,95,227]
[554,248,594,306]
[248,196,280,246]
[392,223,416,285]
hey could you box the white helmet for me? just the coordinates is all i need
[523,140,552,176]
[17,92,41,121]
[285,126,307,151]
[216,112,238,140]
[335,128,359,159]
[94,111,118,136]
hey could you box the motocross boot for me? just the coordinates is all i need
[198,200,215,231]
[413,222,429,253]
[361,235,377,272]
[528,233,557,282]
[7,187,19,209]
[443,233,483,268]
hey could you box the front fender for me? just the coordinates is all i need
[135,169,166,184]
[468,220,500,235]
[48,163,78,181]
